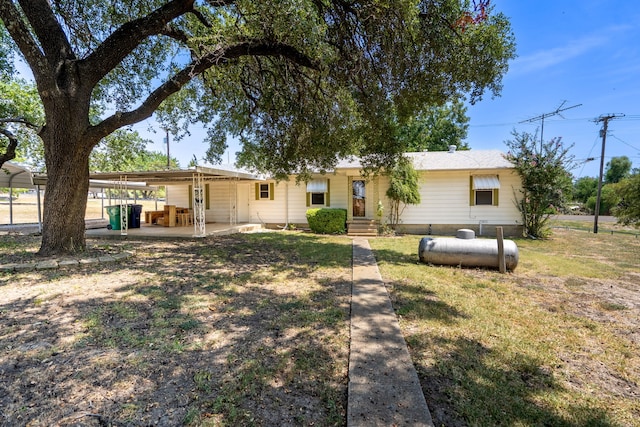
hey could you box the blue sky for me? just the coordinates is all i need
[465,0,640,178]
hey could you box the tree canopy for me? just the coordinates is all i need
[612,172,640,227]
[0,77,43,167]
[0,0,515,255]
[605,156,632,184]
[397,99,471,153]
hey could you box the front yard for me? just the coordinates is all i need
[370,227,640,426]
[1,223,639,426]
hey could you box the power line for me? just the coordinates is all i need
[610,134,640,153]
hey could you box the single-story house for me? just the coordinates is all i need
[150,147,524,237]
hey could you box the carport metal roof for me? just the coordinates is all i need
[89,165,263,185]
[1,162,37,189]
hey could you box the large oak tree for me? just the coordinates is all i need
[0,0,515,255]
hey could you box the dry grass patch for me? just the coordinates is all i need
[0,232,351,426]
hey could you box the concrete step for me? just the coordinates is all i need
[347,220,378,236]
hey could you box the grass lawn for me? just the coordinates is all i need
[370,225,640,426]
[2,220,639,426]
[0,232,352,426]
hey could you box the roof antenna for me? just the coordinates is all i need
[519,101,582,152]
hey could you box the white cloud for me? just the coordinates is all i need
[511,34,607,75]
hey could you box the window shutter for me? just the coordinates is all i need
[255,183,259,200]
[205,183,210,209]
[269,182,274,200]
[188,185,193,209]
[306,192,310,207]
[326,179,331,207]
[469,176,475,206]
[493,189,499,206]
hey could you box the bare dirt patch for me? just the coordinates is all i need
[0,233,352,426]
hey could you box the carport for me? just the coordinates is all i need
[89,166,263,237]
[0,162,42,229]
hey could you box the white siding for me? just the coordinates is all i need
[398,169,521,226]
[246,175,351,225]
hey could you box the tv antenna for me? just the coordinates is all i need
[519,101,582,151]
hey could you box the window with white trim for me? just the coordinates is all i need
[306,179,330,207]
[259,183,270,199]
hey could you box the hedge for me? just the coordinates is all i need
[306,208,347,234]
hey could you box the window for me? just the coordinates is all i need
[470,175,499,206]
[306,179,330,207]
[255,182,274,200]
[259,183,269,199]
[475,190,494,205]
[311,192,325,205]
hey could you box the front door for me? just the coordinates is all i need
[237,183,249,223]
[352,180,366,217]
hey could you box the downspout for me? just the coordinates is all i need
[36,185,42,232]
[285,182,289,229]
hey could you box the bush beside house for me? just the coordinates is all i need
[306,208,347,234]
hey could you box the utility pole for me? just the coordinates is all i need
[520,101,582,152]
[592,113,625,234]
[164,129,170,169]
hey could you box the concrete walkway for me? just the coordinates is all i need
[348,238,433,426]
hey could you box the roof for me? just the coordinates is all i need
[89,165,263,185]
[408,149,513,171]
[335,149,513,171]
[0,162,36,189]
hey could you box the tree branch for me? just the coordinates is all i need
[0,0,48,75]
[0,127,19,166]
[80,0,196,87]
[18,0,75,63]
[0,117,40,130]
[88,40,320,141]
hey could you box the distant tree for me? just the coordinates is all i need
[605,156,632,184]
[131,150,179,171]
[398,100,470,152]
[90,130,150,172]
[0,78,43,168]
[385,156,421,228]
[504,131,575,238]
[586,184,620,216]
[573,176,598,204]
[612,173,640,227]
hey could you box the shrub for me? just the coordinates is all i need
[306,208,347,234]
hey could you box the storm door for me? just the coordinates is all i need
[352,180,366,217]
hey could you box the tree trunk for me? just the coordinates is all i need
[38,114,94,256]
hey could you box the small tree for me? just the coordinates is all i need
[573,176,598,204]
[612,173,640,227]
[504,131,575,238]
[385,156,421,227]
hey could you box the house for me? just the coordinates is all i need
[157,148,524,237]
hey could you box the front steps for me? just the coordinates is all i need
[347,219,378,237]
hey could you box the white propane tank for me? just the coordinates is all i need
[418,234,519,271]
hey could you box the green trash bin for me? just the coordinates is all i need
[105,205,131,230]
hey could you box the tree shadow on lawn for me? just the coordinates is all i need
[0,233,352,426]
[370,243,619,427]
[413,335,616,427]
